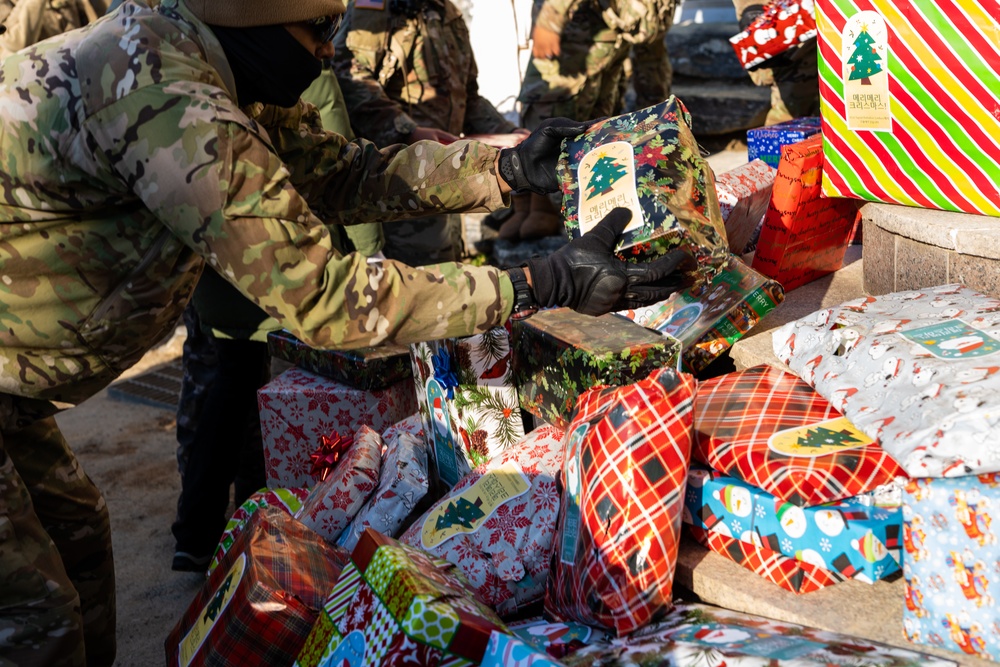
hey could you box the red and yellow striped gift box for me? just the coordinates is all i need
[818,0,1000,217]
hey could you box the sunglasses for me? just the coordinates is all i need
[307,13,344,44]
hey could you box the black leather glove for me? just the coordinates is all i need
[498,117,589,194]
[739,3,765,31]
[523,208,688,317]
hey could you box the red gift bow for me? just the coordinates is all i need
[309,433,353,482]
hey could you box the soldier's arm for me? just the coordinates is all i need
[331,6,418,146]
[86,85,515,350]
[534,0,577,35]
[0,0,48,54]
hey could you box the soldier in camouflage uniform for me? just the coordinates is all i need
[0,0,106,56]
[733,0,819,125]
[0,0,686,662]
[332,0,520,265]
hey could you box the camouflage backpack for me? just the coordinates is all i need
[597,0,675,44]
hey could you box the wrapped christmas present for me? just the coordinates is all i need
[751,134,861,291]
[166,507,349,667]
[689,525,850,594]
[902,475,1000,662]
[546,368,695,636]
[557,97,728,282]
[399,425,565,616]
[729,0,817,70]
[694,364,906,506]
[338,428,431,552]
[746,116,821,168]
[208,487,310,575]
[511,307,679,429]
[715,159,776,256]
[296,425,383,543]
[508,618,612,660]
[294,528,507,667]
[381,413,425,443]
[267,330,411,390]
[410,325,524,489]
[684,466,902,583]
[258,367,416,488]
[773,285,1000,477]
[481,633,564,667]
[561,602,957,666]
[620,255,783,373]
[818,0,1000,217]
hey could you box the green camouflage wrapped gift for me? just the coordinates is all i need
[511,309,680,428]
[268,330,412,391]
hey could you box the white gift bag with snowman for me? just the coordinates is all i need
[773,284,1000,477]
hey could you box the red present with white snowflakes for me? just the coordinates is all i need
[399,425,565,617]
[258,367,417,489]
[730,0,817,70]
[716,159,776,256]
[410,326,524,490]
[296,425,383,544]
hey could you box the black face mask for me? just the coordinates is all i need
[209,23,322,108]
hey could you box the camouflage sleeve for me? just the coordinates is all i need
[0,0,48,55]
[86,84,515,349]
[331,7,418,146]
[534,0,581,34]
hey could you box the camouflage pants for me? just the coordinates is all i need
[381,214,464,266]
[629,30,673,111]
[0,397,115,667]
[749,38,820,125]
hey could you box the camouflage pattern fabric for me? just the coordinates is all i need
[0,0,515,408]
[629,25,673,110]
[0,396,115,667]
[0,0,105,57]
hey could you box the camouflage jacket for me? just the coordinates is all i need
[0,0,105,56]
[0,0,513,405]
[332,0,515,147]
[534,0,672,44]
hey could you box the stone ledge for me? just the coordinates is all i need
[861,202,1000,260]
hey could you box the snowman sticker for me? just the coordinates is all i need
[899,319,1000,360]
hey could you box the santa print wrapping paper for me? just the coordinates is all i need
[773,284,1000,477]
[684,466,902,583]
[751,134,861,292]
[208,487,310,575]
[410,326,524,490]
[545,367,695,636]
[747,116,822,169]
[619,255,784,374]
[511,307,680,429]
[296,425,383,544]
[557,97,728,283]
[267,330,412,390]
[338,429,431,552]
[689,525,850,594]
[730,0,818,69]
[716,159,777,256]
[258,367,417,489]
[166,507,350,667]
[294,529,507,667]
[694,364,906,506]
[901,475,1000,661]
[817,0,1000,217]
[399,425,565,617]
[560,603,956,666]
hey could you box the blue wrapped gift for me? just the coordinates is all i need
[746,117,822,169]
[902,475,1000,662]
[684,466,902,583]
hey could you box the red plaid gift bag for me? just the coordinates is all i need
[166,506,350,666]
[694,365,905,507]
[296,425,383,543]
[545,367,696,636]
[208,487,310,575]
[688,526,849,594]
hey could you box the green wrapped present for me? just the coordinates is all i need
[511,309,680,428]
[268,330,412,390]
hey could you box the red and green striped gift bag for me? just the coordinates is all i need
[817,0,1000,217]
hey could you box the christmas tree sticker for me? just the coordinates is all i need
[796,426,863,448]
[848,25,882,85]
[768,417,872,458]
[585,152,628,198]
[435,497,486,530]
[203,573,234,622]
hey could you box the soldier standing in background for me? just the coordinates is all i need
[333,0,526,263]
[0,0,106,56]
[733,1,819,125]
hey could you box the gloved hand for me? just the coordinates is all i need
[739,3,765,31]
[523,208,689,317]
[498,117,589,194]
